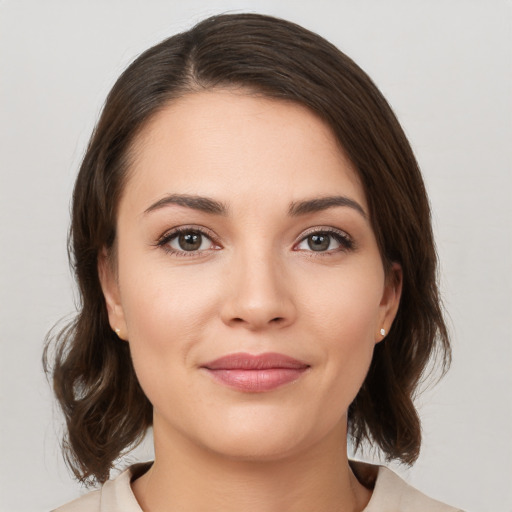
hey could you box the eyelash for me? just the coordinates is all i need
[295,227,355,255]
[155,226,355,258]
[155,226,220,257]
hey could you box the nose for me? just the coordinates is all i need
[220,248,297,331]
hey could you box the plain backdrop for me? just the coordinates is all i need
[1,1,511,511]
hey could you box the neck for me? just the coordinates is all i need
[132,419,371,512]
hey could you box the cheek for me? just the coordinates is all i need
[299,259,384,339]
[120,248,221,334]
[120,283,215,420]
[116,252,223,390]
[298,260,383,395]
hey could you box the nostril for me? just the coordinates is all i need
[230,316,285,326]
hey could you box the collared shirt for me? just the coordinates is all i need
[53,461,464,511]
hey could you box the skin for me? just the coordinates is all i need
[99,90,402,512]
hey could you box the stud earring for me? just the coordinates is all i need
[114,328,121,337]
[380,328,386,336]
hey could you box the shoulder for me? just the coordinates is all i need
[52,463,150,512]
[351,461,465,512]
[52,488,101,512]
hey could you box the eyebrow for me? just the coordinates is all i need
[144,194,228,216]
[143,193,366,219]
[288,196,367,219]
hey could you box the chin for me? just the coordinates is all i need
[204,431,305,462]
[193,407,332,463]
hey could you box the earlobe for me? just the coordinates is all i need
[377,262,402,342]
[97,247,128,340]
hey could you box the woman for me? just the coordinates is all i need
[46,13,463,512]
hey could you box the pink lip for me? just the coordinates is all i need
[201,352,310,392]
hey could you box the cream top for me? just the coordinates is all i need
[53,461,463,512]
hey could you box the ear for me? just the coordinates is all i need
[376,262,402,343]
[98,247,128,341]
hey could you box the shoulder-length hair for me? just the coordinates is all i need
[44,12,450,485]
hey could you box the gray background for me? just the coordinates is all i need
[1,1,511,511]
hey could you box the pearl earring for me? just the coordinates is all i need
[380,328,386,336]
[114,328,121,337]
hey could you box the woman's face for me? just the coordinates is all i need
[100,90,401,461]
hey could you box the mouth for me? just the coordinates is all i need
[200,352,310,392]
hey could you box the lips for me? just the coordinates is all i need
[201,352,310,392]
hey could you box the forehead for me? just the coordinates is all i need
[123,90,366,212]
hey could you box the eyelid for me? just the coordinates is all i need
[293,226,355,252]
[156,224,218,243]
[155,225,221,256]
[153,224,354,257]
[298,225,350,239]
[297,226,352,242]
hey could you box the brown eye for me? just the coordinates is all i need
[295,229,354,254]
[307,234,331,251]
[166,230,213,252]
[178,232,203,251]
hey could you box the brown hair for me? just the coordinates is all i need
[44,12,450,485]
